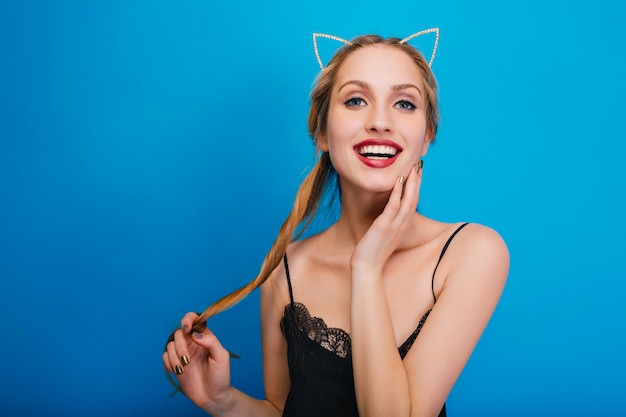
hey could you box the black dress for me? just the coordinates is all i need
[280,223,470,417]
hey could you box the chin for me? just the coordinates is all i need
[337,166,405,194]
[358,176,398,194]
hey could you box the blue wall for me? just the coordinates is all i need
[1,1,624,416]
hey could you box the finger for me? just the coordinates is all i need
[380,174,405,219]
[162,351,172,372]
[414,162,424,206]
[166,331,185,376]
[181,312,200,335]
[411,162,424,208]
[190,327,231,364]
[398,164,422,217]
[174,327,192,369]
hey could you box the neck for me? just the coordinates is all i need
[334,184,391,246]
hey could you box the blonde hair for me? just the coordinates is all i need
[169,34,439,337]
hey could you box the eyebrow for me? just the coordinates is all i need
[393,83,423,97]
[337,80,422,97]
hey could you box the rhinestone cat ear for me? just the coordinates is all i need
[400,28,440,67]
[312,33,352,70]
[312,28,440,70]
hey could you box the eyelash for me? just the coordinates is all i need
[395,100,417,111]
[343,96,417,111]
[345,96,366,107]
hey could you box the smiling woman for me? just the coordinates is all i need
[163,32,509,417]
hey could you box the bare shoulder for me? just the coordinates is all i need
[457,223,508,264]
[283,226,343,270]
[454,223,508,259]
[287,229,329,256]
[443,222,510,289]
[260,230,331,308]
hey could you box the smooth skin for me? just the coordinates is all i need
[163,45,509,417]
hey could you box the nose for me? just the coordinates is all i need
[365,105,393,133]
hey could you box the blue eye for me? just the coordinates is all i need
[395,100,416,111]
[345,97,366,107]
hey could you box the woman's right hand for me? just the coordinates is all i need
[163,312,233,414]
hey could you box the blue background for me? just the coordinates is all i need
[1,1,624,416]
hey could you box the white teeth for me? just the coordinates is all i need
[358,145,398,156]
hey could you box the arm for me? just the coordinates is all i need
[350,168,509,417]
[260,265,292,414]
[351,262,411,416]
[350,168,418,417]
[402,225,509,417]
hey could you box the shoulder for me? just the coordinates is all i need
[260,230,332,309]
[454,223,509,266]
[442,222,509,290]
[282,226,344,273]
[451,223,508,256]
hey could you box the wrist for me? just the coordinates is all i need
[350,262,383,283]
[201,385,236,416]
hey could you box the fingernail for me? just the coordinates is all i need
[418,160,424,171]
[399,176,405,185]
[193,332,203,339]
[180,355,189,366]
[182,324,189,333]
[174,365,183,375]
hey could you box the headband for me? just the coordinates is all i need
[312,28,440,70]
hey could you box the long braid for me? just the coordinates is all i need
[167,152,332,338]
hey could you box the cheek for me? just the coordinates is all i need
[326,114,345,150]
[399,123,429,155]
[328,111,360,139]
[325,120,355,165]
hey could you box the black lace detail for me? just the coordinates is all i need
[283,302,433,361]
[285,302,352,359]
[398,309,431,357]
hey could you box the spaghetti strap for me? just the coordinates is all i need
[283,254,295,306]
[431,222,470,302]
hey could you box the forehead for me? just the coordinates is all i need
[334,44,425,90]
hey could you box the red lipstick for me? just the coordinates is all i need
[353,139,402,168]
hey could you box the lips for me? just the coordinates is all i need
[353,139,402,168]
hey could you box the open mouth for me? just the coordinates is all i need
[357,145,400,160]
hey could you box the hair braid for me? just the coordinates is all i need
[165,152,333,341]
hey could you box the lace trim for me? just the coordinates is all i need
[283,302,433,360]
[398,309,431,357]
[285,302,352,359]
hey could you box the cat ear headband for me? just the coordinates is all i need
[312,28,440,70]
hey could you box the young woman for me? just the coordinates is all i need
[163,32,509,417]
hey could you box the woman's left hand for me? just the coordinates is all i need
[350,163,422,277]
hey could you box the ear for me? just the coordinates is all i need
[420,136,431,157]
[318,133,329,152]
[313,33,352,70]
